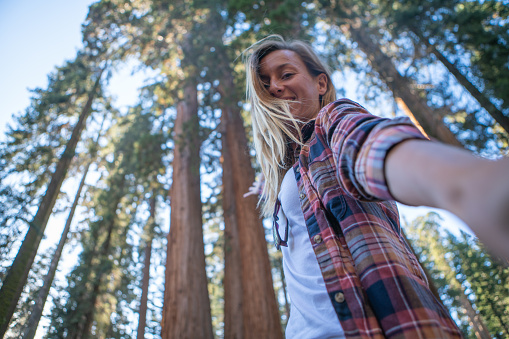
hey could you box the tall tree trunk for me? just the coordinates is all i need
[62,169,126,339]
[0,68,104,336]
[161,82,213,339]
[319,0,462,147]
[63,211,103,339]
[457,293,492,339]
[76,174,126,339]
[275,255,290,321]
[222,130,244,339]
[219,71,284,338]
[412,215,492,338]
[485,296,509,338]
[77,237,111,338]
[345,22,463,147]
[412,28,509,135]
[446,262,491,338]
[21,160,92,339]
[137,194,156,339]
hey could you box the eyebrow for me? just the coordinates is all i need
[260,63,296,79]
[274,63,292,70]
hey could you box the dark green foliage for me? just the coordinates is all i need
[441,1,509,108]
[406,213,509,338]
[372,0,509,150]
[311,0,509,152]
[448,231,509,339]
[0,55,98,268]
[44,100,171,337]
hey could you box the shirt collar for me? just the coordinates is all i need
[301,119,315,143]
[290,119,315,158]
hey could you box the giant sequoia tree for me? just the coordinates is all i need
[214,28,284,339]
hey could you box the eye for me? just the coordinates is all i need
[281,73,294,80]
[260,78,270,88]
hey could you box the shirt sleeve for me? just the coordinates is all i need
[316,99,429,201]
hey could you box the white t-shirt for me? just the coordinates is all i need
[278,169,345,339]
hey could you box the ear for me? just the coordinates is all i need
[316,73,328,96]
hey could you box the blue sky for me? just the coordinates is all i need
[0,0,96,133]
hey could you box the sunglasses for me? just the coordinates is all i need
[273,199,288,250]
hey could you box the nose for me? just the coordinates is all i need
[269,81,283,97]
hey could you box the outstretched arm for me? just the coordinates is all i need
[386,139,509,260]
[317,100,508,260]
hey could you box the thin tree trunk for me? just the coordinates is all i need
[78,228,112,338]
[77,174,126,339]
[222,122,244,339]
[446,260,492,337]
[21,113,105,339]
[345,22,463,147]
[219,70,283,338]
[461,304,485,339]
[21,160,92,339]
[412,29,509,135]
[319,0,462,147]
[63,219,101,339]
[137,194,156,339]
[0,68,104,336]
[161,81,213,339]
[63,170,126,339]
[457,293,492,339]
[485,296,509,338]
[276,255,290,321]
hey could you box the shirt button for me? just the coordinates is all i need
[299,193,306,200]
[335,292,345,303]
[313,234,322,244]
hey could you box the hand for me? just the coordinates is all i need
[449,157,509,262]
[243,179,263,198]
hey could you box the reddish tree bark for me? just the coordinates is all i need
[219,71,283,338]
[412,28,509,135]
[458,291,492,339]
[161,82,213,339]
[346,22,463,147]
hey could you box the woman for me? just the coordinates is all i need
[243,35,509,338]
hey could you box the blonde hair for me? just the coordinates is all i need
[244,35,336,217]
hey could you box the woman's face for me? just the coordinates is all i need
[259,49,327,121]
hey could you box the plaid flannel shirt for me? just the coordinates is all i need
[291,99,462,338]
